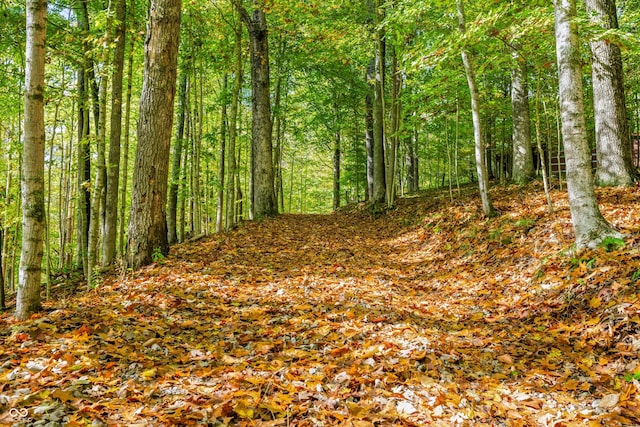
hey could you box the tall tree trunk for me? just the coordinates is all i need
[168,72,187,244]
[119,0,135,257]
[127,0,182,269]
[103,0,126,265]
[75,0,91,278]
[0,226,4,311]
[457,0,496,217]
[511,50,534,184]
[235,1,277,219]
[554,0,621,249]
[226,24,243,230]
[16,0,46,320]
[372,0,386,210]
[216,74,228,233]
[88,4,113,285]
[365,58,375,201]
[192,68,203,236]
[386,42,402,208]
[586,0,634,186]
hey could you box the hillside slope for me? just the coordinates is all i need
[1,183,640,426]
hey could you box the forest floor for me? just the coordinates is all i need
[2,183,640,426]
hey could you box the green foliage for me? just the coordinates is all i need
[598,236,625,252]
[152,247,166,264]
[624,371,640,382]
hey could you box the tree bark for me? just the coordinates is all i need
[75,0,91,278]
[127,0,182,269]
[511,50,534,185]
[554,0,621,249]
[226,23,243,230]
[168,72,187,244]
[586,0,634,186]
[333,127,341,211]
[234,1,277,219]
[365,58,375,201]
[17,0,46,320]
[216,74,228,233]
[372,0,386,210]
[119,0,135,257]
[103,0,126,265]
[457,0,496,217]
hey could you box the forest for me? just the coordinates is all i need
[1,0,640,424]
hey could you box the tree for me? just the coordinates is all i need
[511,50,534,184]
[168,72,188,244]
[554,0,622,249]
[16,0,47,320]
[103,0,127,265]
[457,0,495,217]
[586,0,635,187]
[233,0,277,219]
[127,0,182,269]
[371,0,386,210]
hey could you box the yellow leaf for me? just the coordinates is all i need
[234,400,255,419]
[141,368,157,380]
[589,296,602,308]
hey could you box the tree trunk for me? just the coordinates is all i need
[554,0,621,249]
[16,0,46,320]
[365,58,375,201]
[511,50,534,184]
[586,0,634,186]
[88,4,113,286]
[216,74,228,233]
[192,69,203,236]
[127,0,182,269]
[168,72,187,244]
[75,0,91,278]
[386,42,402,208]
[333,128,341,211]
[372,0,386,210]
[235,1,277,219]
[457,0,496,217]
[119,0,135,257]
[103,0,126,265]
[226,24,243,230]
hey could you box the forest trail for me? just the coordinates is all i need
[2,184,640,426]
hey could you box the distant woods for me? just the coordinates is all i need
[2,0,639,318]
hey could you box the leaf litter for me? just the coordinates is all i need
[1,183,640,426]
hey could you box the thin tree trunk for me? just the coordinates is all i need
[386,41,401,208]
[535,74,554,213]
[372,0,386,210]
[216,74,228,233]
[75,0,91,278]
[554,0,621,249]
[192,68,203,237]
[127,0,182,269]
[88,4,112,285]
[333,126,341,211]
[168,72,187,244]
[17,0,47,320]
[103,0,126,265]
[119,0,135,257]
[457,0,496,217]
[365,58,375,201]
[226,24,243,230]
